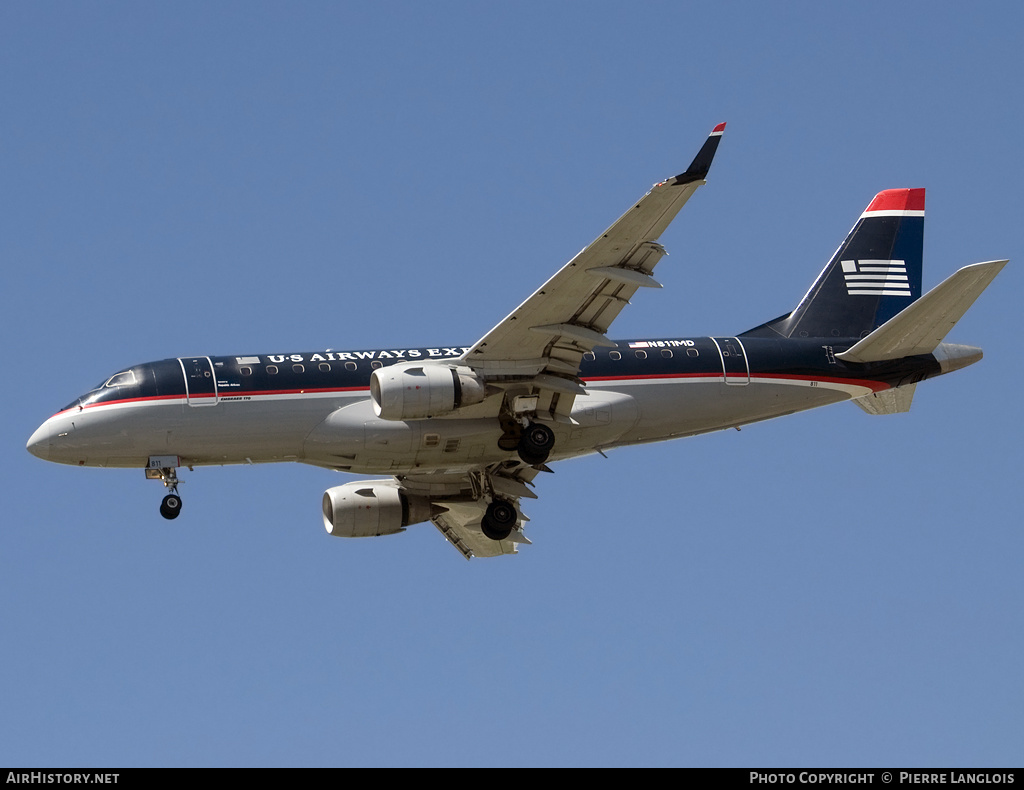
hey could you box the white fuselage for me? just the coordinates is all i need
[28,361,863,473]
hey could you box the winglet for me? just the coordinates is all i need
[669,122,726,185]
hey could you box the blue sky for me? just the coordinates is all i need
[3,1,1022,767]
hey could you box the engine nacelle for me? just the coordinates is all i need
[322,480,434,538]
[370,363,488,420]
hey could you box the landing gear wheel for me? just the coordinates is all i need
[481,499,517,541]
[517,422,555,465]
[160,493,182,520]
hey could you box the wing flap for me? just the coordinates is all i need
[431,504,526,560]
[401,465,540,559]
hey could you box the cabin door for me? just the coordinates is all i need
[711,338,750,385]
[178,357,220,406]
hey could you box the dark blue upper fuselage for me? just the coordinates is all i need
[55,337,941,417]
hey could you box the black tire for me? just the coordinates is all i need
[517,422,554,465]
[481,499,516,541]
[517,447,548,466]
[160,494,182,520]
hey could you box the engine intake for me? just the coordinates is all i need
[322,480,434,538]
[370,363,487,420]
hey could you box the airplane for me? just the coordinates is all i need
[26,123,1007,559]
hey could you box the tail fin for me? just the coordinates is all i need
[747,189,925,339]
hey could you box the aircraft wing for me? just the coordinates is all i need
[430,505,524,560]
[461,123,725,415]
[399,464,541,560]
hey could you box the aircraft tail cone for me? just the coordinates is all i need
[933,343,983,374]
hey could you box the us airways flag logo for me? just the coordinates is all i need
[841,259,912,297]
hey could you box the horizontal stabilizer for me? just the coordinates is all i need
[854,383,917,415]
[836,260,1006,363]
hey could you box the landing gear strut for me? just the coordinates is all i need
[146,461,183,520]
[517,422,555,466]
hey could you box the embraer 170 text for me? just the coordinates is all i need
[27,124,1006,558]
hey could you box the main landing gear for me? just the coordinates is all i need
[481,499,517,541]
[517,422,555,466]
[146,460,183,520]
[499,417,555,465]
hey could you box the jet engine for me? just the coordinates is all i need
[322,480,434,538]
[370,363,488,420]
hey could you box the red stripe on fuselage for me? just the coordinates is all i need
[50,372,887,419]
[50,386,370,418]
[582,371,888,391]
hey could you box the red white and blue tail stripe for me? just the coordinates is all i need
[750,188,926,340]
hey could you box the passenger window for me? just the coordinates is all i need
[318,363,331,372]
[609,351,621,361]
[267,366,279,375]
[240,366,252,376]
[371,361,383,369]
[686,348,699,358]
[583,352,596,361]
[661,349,673,359]
[345,362,357,371]
[292,364,305,374]
[634,350,647,359]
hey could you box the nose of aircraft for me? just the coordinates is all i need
[26,422,51,460]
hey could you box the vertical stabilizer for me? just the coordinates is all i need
[759,189,925,339]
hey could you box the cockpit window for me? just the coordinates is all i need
[104,370,137,388]
[60,367,143,412]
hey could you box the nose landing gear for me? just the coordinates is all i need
[146,457,183,520]
[160,492,182,520]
